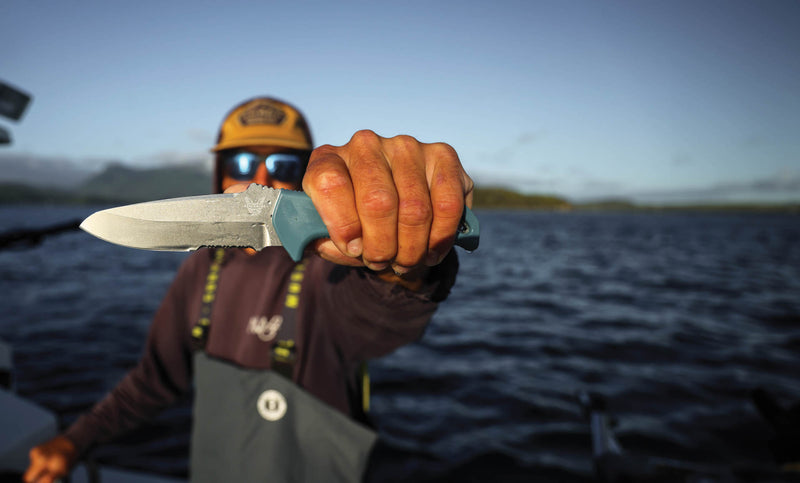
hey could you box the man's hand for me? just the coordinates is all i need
[24,435,79,483]
[302,130,473,280]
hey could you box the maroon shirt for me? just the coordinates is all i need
[65,247,458,454]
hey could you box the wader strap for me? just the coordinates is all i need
[190,252,371,414]
[360,362,370,413]
[271,259,306,379]
[268,260,372,415]
[191,248,226,351]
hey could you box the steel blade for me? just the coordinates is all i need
[80,184,282,251]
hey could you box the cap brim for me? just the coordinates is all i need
[212,137,312,152]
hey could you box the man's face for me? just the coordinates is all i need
[220,145,306,192]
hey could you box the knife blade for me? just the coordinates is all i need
[80,183,480,262]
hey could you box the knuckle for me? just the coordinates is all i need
[434,195,464,222]
[332,217,362,236]
[428,141,459,162]
[310,169,349,195]
[360,188,396,217]
[350,129,381,148]
[311,143,338,156]
[303,159,349,196]
[398,197,432,227]
[306,145,339,171]
[432,167,463,191]
[390,134,419,153]
[388,135,423,168]
[306,145,336,166]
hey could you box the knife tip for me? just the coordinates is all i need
[79,213,96,234]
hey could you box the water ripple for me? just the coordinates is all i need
[2,207,799,480]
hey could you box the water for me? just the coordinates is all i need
[1,206,799,481]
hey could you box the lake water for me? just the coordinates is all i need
[1,205,799,481]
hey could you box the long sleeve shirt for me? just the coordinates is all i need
[64,247,458,454]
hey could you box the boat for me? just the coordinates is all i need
[578,390,800,482]
[0,339,184,482]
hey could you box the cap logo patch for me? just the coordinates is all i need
[239,102,286,126]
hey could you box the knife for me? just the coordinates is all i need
[80,183,480,262]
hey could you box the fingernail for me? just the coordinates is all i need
[426,251,443,266]
[366,261,389,272]
[346,238,363,258]
[391,264,411,275]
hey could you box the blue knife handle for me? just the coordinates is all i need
[273,190,480,262]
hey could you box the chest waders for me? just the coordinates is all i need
[189,249,378,482]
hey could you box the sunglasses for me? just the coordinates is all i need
[222,151,308,183]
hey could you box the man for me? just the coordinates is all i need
[24,97,473,482]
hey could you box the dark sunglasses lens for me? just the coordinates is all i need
[225,152,260,180]
[266,154,303,182]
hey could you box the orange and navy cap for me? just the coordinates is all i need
[212,97,313,192]
[212,97,313,152]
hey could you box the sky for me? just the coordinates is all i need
[1,0,799,203]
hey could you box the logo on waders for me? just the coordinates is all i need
[257,389,287,421]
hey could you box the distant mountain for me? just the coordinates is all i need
[79,163,211,202]
[0,182,77,204]
[0,163,212,204]
[0,152,94,189]
[1,168,797,213]
[472,186,572,210]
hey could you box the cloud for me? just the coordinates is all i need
[483,129,546,164]
[739,133,769,149]
[470,161,631,200]
[186,128,214,145]
[470,165,800,204]
[470,169,560,192]
[746,169,800,192]
[515,131,543,145]
[133,150,212,171]
[626,169,800,203]
[671,152,695,166]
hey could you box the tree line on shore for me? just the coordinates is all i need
[0,164,798,213]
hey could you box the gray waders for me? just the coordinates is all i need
[189,250,377,482]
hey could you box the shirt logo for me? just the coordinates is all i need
[257,389,287,421]
[247,315,283,342]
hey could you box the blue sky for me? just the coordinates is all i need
[2,0,798,202]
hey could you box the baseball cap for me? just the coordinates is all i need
[212,97,313,152]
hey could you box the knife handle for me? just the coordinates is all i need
[273,190,480,262]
